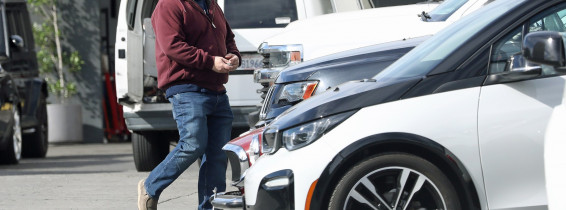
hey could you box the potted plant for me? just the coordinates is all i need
[29,0,85,143]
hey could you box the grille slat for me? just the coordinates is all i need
[259,85,276,120]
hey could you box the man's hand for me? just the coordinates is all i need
[225,53,239,71]
[212,56,233,73]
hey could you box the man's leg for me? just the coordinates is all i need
[198,93,233,210]
[144,92,210,200]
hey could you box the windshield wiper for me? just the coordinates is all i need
[418,11,432,21]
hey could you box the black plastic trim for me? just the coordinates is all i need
[229,70,254,75]
[247,169,294,210]
[433,76,487,94]
[309,133,481,210]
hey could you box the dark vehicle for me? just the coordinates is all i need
[0,0,48,164]
[0,71,21,163]
[257,36,427,125]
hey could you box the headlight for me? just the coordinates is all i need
[266,51,302,68]
[247,133,261,165]
[261,111,356,154]
[276,81,318,105]
[258,43,303,68]
[262,126,280,154]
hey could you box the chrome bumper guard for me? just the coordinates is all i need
[210,191,244,209]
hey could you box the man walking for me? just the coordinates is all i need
[137,0,240,209]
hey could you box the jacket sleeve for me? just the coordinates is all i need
[152,2,215,70]
[224,17,242,67]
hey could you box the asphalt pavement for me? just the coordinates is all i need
[0,143,235,210]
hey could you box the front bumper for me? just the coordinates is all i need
[122,103,255,131]
[210,191,245,210]
[210,170,295,210]
[243,138,339,209]
[246,169,295,210]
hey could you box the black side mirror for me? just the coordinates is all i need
[485,53,542,85]
[10,35,24,49]
[506,53,541,72]
[522,31,565,67]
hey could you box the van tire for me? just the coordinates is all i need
[22,93,48,158]
[132,132,169,172]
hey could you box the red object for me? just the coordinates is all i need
[102,72,130,141]
[227,127,265,159]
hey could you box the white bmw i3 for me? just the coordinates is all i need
[223,0,566,209]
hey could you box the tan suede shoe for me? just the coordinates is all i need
[138,179,157,210]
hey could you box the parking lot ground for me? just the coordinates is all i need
[0,143,235,210]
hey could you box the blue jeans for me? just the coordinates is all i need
[145,91,233,210]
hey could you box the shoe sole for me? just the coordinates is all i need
[138,179,145,210]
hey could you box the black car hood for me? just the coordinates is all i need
[276,37,429,84]
[270,77,422,130]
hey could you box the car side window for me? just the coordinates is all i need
[489,4,566,75]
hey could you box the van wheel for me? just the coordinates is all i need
[22,93,48,158]
[0,108,22,164]
[328,153,460,210]
[132,132,169,172]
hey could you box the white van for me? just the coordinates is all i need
[114,0,376,171]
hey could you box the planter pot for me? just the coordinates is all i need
[47,103,83,143]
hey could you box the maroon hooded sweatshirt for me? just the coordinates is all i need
[151,0,241,92]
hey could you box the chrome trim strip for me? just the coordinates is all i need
[259,85,276,120]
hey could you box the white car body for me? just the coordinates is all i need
[265,3,440,61]
[243,0,564,209]
[254,0,488,85]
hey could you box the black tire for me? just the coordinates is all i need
[132,132,170,172]
[22,92,48,158]
[0,108,22,164]
[328,153,461,210]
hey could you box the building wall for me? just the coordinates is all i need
[57,0,102,143]
[32,0,122,143]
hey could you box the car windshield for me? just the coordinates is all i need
[426,0,469,21]
[373,0,524,83]
[224,0,298,29]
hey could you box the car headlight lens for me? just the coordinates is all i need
[258,43,303,68]
[247,133,261,165]
[261,111,357,154]
[276,81,318,105]
[262,126,280,154]
[282,111,355,151]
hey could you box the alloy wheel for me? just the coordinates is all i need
[343,166,446,210]
[12,108,22,161]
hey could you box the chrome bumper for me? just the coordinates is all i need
[210,191,244,209]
